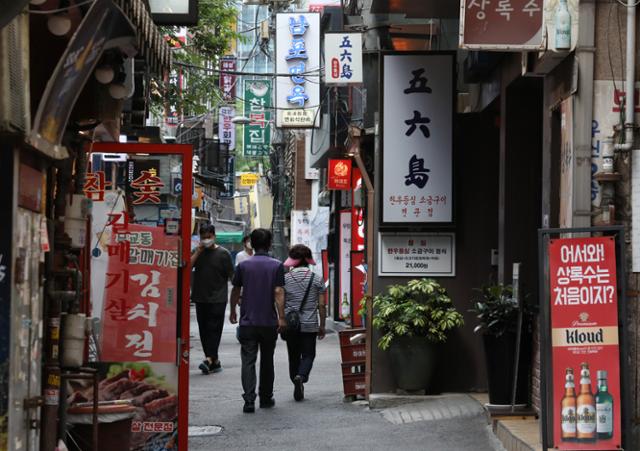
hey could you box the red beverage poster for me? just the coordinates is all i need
[549,237,621,449]
[350,251,365,328]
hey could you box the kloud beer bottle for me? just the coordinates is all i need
[576,362,597,442]
[560,368,577,441]
[595,370,614,440]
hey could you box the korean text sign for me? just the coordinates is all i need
[243,80,272,157]
[219,106,236,151]
[220,57,237,102]
[324,33,363,85]
[382,53,453,223]
[460,0,544,49]
[328,159,352,190]
[378,233,455,277]
[548,237,622,449]
[101,224,179,362]
[275,13,320,128]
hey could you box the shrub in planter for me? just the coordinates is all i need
[373,278,464,391]
[471,284,533,405]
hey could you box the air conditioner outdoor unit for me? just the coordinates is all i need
[0,13,30,133]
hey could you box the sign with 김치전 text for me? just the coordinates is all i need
[548,236,622,449]
[378,233,455,277]
[382,53,453,223]
[275,13,320,128]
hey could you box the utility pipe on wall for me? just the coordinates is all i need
[614,0,636,151]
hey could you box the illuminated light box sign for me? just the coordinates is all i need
[150,0,198,25]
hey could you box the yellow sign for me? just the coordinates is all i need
[240,173,260,187]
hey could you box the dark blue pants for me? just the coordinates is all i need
[285,331,317,383]
[238,326,278,402]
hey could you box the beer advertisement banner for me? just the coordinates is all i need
[549,237,621,449]
[243,80,272,157]
[101,224,179,363]
[350,251,365,328]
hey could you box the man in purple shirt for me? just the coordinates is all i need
[230,228,286,413]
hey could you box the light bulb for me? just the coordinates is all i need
[30,0,47,5]
[94,66,115,84]
[47,14,71,36]
[108,83,127,100]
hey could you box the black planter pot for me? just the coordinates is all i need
[388,336,437,392]
[482,330,532,405]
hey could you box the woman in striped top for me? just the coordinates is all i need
[283,244,327,401]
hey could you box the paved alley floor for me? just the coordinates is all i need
[188,305,505,451]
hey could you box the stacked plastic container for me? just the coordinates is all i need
[338,328,366,397]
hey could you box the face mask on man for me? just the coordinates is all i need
[201,238,215,247]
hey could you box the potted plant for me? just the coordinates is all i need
[470,284,532,406]
[372,278,464,392]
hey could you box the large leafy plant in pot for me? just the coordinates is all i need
[471,284,532,405]
[373,278,464,392]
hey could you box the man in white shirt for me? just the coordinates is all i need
[235,234,254,266]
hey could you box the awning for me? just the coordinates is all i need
[215,232,244,244]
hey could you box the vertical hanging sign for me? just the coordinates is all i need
[327,159,352,190]
[324,32,363,85]
[219,106,236,151]
[243,80,272,157]
[275,12,321,128]
[548,236,622,449]
[220,57,237,103]
[381,52,454,224]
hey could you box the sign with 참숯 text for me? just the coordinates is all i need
[328,159,352,190]
[101,223,179,362]
[244,80,272,157]
[548,237,622,449]
[378,233,455,277]
[240,173,260,187]
[276,13,321,128]
[324,33,362,85]
[459,0,544,50]
[219,106,236,151]
[382,53,453,223]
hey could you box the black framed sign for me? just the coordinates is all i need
[149,0,198,26]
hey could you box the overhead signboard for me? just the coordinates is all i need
[381,52,454,224]
[459,0,544,50]
[149,0,198,26]
[243,80,272,157]
[328,159,352,190]
[324,32,363,85]
[220,57,237,103]
[275,13,321,128]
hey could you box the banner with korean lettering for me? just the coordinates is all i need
[328,159,352,190]
[101,224,178,362]
[548,237,622,449]
[460,0,544,50]
[381,53,453,224]
[275,13,321,128]
[219,106,236,151]
[243,80,272,157]
[324,32,363,85]
[220,57,237,102]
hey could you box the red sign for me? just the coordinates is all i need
[220,57,237,102]
[350,251,365,328]
[461,0,543,49]
[328,159,352,190]
[351,168,365,251]
[101,224,179,362]
[549,237,621,449]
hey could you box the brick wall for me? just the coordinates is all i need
[293,134,312,211]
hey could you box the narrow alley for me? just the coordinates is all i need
[188,307,505,451]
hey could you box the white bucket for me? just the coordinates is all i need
[61,313,86,367]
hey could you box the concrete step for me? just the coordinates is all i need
[494,418,543,451]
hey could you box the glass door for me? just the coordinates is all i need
[85,143,192,450]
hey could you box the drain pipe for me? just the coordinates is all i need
[614,0,636,152]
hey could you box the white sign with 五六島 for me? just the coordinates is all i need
[382,53,454,224]
[324,33,362,85]
[378,232,455,277]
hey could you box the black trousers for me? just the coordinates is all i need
[238,326,278,402]
[285,331,317,383]
[195,302,227,361]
